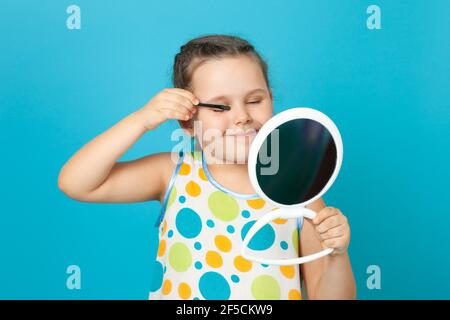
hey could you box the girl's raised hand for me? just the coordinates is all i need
[312,207,351,255]
[136,88,200,131]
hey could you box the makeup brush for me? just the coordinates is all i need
[196,102,231,111]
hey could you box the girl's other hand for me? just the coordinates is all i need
[312,207,350,255]
[136,88,200,131]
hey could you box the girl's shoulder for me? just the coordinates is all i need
[155,150,201,203]
[158,150,201,169]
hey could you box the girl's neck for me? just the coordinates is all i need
[202,151,257,195]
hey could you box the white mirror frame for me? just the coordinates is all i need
[241,107,343,265]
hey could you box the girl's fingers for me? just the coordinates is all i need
[165,88,197,102]
[322,237,346,252]
[315,215,342,234]
[310,207,350,254]
[317,224,347,241]
[161,107,191,121]
[164,88,199,107]
[162,100,194,118]
[164,93,195,110]
[312,207,340,225]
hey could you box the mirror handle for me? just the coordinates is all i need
[241,207,334,265]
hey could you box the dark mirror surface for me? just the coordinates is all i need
[255,118,337,205]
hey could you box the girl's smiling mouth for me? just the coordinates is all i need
[225,128,259,137]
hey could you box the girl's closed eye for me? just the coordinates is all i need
[208,98,264,112]
[211,102,259,112]
[247,96,264,104]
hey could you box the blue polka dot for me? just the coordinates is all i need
[199,272,231,300]
[194,242,202,250]
[207,219,215,228]
[241,220,275,251]
[227,225,235,234]
[193,297,200,300]
[168,230,173,238]
[176,208,202,239]
[241,210,250,218]
[149,261,163,292]
[179,195,186,203]
[261,264,269,268]
[163,266,167,273]
[231,275,240,283]
[280,241,288,250]
[195,261,203,270]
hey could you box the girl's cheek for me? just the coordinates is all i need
[252,108,272,125]
[196,114,227,135]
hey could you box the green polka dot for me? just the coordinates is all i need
[167,186,177,209]
[251,275,281,300]
[168,242,192,272]
[208,191,239,222]
[292,229,299,253]
[193,151,202,162]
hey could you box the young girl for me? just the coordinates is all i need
[58,34,356,300]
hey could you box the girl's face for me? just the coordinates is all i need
[187,55,273,164]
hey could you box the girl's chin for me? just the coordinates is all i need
[212,148,250,165]
[202,136,255,164]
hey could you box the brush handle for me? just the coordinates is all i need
[197,102,231,110]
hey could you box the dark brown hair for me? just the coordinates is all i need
[172,34,270,90]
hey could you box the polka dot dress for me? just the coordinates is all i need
[148,150,304,300]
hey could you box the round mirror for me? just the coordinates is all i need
[248,107,343,209]
[242,107,343,265]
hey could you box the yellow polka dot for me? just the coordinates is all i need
[234,255,253,272]
[162,279,172,295]
[215,235,232,252]
[273,218,287,224]
[247,198,265,209]
[185,180,201,197]
[280,265,295,279]
[288,289,302,300]
[157,239,166,257]
[206,250,223,268]
[178,162,191,175]
[161,220,167,236]
[198,168,208,181]
[178,282,191,300]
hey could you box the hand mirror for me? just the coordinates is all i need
[241,107,343,265]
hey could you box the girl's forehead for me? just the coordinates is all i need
[190,56,267,96]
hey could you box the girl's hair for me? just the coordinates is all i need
[172,34,270,90]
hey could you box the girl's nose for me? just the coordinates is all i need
[231,103,252,125]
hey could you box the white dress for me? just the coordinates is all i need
[148,150,304,300]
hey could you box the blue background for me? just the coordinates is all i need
[1,0,449,299]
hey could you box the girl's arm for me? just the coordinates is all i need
[57,111,167,203]
[58,88,199,203]
[300,198,356,299]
